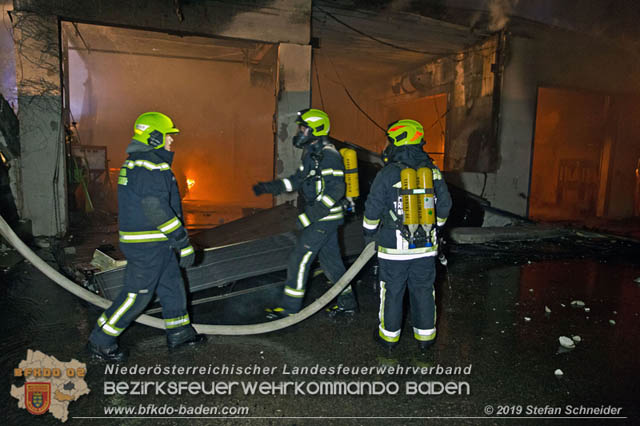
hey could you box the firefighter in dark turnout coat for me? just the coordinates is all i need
[87,112,205,362]
[253,109,357,318]
[363,119,452,351]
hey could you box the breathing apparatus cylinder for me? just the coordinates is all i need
[417,167,435,247]
[400,168,419,247]
[340,148,359,212]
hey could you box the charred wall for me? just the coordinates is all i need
[386,36,499,173]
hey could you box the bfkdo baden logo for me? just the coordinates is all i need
[10,349,90,423]
[25,382,51,415]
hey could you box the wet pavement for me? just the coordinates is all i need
[1,234,640,425]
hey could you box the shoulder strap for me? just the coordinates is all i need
[322,143,339,154]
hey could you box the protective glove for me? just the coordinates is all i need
[175,233,195,268]
[434,222,446,240]
[363,229,377,247]
[252,181,283,196]
[304,203,330,222]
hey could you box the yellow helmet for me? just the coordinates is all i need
[386,119,424,146]
[296,108,330,136]
[293,108,330,147]
[132,112,180,149]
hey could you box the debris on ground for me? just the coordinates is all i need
[571,300,585,308]
[559,336,576,349]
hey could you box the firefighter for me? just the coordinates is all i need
[253,108,357,318]
[87,112,205,362]
[363,119,452,351]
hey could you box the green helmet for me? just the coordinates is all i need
[132,112,180,149]
[386,119,424,146]
[296,108,330,137]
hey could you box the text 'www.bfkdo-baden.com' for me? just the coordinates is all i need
[102,403,249,417]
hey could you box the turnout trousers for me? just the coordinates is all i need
[377,256,437,344]
[280,220,353,313]
[90,242,191,347]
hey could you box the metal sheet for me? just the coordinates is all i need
[92,213,365,301]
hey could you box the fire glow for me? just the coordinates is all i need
[187,178,196,190]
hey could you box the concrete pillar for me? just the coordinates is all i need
[12,12,66,236]
[274,43,311,206]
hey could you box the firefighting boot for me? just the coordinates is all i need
[325,290,358,318]
[167,326,207,350]
[265,307,294,320]
[373,327,398,352]
[417,339,435,353]
[86,342,129,363]
[326,286,358,318]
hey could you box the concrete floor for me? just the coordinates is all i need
[1,233,640,425]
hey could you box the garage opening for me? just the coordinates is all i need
[529,88,607,221]
[61,22,277,228]
[529,87,640,222]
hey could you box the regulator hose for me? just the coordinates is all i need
[0,215,375,335]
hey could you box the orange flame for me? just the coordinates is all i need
[187,178,196,190]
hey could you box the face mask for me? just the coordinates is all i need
[147,130,165,148]
[382,144,395,163]
[292,126,314,148]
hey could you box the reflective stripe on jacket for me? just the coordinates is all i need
[363,147,452,260]
[117,144,186,245]
[279,138,346,228]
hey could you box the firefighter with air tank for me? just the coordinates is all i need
[362,119,452,351]
[253,108,359,318]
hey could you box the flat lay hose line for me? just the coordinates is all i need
[0,214,375,335]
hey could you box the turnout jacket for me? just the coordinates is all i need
[117,141,189,247]
[363,145,452,260]
[275,137,346,228]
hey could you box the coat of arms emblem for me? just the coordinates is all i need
[25,382,51,415]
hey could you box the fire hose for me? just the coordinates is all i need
[0,214,375,335]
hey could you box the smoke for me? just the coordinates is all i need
[487,0,517,32]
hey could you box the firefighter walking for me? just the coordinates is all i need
[253,108,357,318]
[363,119,452,351]
[87,112,205,362]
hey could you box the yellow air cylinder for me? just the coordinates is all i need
[340,148,359,198]
[400,168,419,225]
[417,167,435,225]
